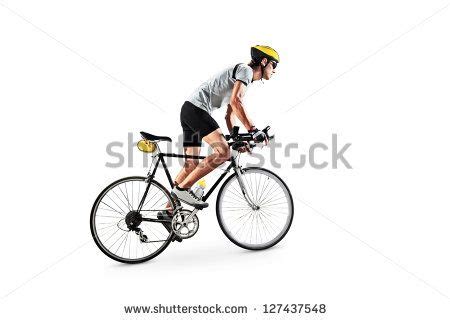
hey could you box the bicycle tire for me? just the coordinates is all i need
[216,167,294,250]
[90,176,175,264]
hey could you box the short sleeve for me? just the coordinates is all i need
[234,64,253,86]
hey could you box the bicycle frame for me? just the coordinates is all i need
[136,151,238,212]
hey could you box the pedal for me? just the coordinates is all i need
[193,202,208,209]
[172,236,183,243]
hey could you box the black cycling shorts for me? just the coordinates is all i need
[180,101,220,147]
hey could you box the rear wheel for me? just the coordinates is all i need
[90,176,175,263]
[216,168,294,250]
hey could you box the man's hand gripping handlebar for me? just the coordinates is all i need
[225,125,274,152]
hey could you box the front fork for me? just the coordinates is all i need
[233,165,260,210]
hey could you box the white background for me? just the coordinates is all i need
[1,0,450,319]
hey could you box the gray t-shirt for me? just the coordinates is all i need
[187,64,253,114]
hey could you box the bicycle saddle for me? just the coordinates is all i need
[140,131,172,142]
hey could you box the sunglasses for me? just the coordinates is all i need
[270,60,278,69]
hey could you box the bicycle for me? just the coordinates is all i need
[90,126,294,263]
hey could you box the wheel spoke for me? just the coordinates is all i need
[100,201,125,216]
[217,169,293,249]
[91,177,174,263]
[117,185,132,211]
[105,194,127,215]
[112,189,132,212]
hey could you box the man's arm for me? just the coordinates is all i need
[225,104,237,133]
[228,81,255,132]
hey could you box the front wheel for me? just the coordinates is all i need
[216,168,294,250]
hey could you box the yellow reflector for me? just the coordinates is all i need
[137,139,156,153]
[197,179,207,188]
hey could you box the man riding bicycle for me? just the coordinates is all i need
[171,45,279,208]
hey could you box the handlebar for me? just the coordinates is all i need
[225,126,274,151]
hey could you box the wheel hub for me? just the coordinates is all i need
[125,211,143,230]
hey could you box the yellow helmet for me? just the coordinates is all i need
[251,45,280,63]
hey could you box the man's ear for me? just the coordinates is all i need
[260,57,268,67]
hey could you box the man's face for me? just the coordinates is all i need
[263,60,276,80]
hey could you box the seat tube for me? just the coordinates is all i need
[138,156,160,212]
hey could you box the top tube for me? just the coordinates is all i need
[159,153,206,160]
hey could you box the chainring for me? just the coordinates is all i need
[171,209,199,239]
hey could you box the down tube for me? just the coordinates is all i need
[202,163,234,201]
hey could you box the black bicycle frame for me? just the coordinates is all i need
[137,152,236,212]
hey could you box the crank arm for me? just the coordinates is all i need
[184,209,199,222]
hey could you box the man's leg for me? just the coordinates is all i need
[174,146,201,185]
[159,147,201,239]
[177,129,230,189]
[165,146,201,213]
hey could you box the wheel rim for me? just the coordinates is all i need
[218,169,293,249]
[91,177,174,262]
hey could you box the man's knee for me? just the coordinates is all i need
[214,143,230,162]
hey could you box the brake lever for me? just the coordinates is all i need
[262,126,271,136]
